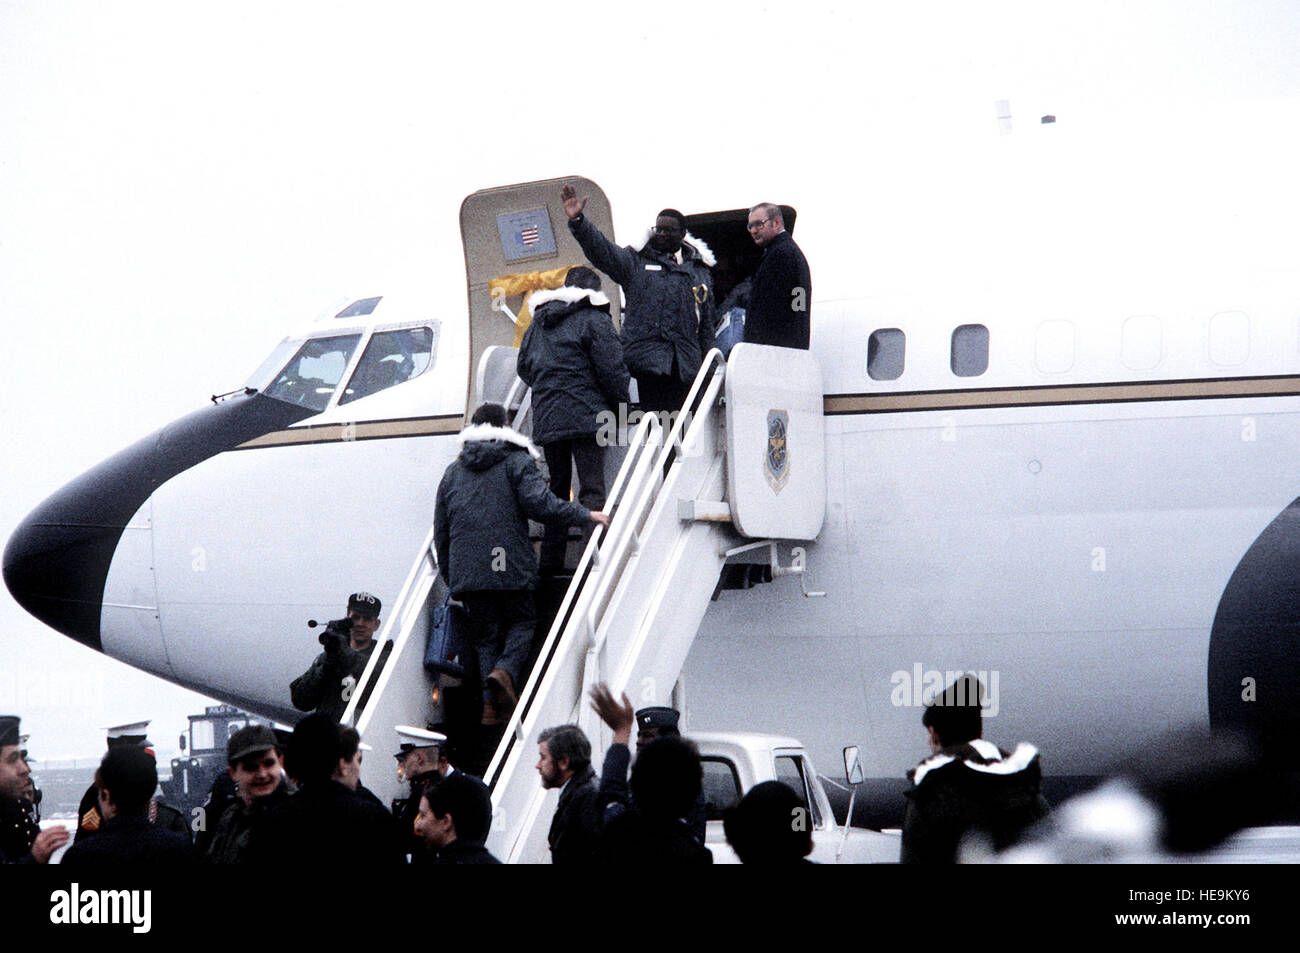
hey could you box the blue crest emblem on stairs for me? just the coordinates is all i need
[766,409,789,493]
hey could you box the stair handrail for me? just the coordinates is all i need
[345,523,438,728]
[484,352,732,860]
[482,409,665,787]
[653,348,728,479]
[585,353,728,659]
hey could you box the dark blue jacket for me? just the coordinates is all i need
[60,814,196,867]
[593,809,713,867]
[0,795,39,864]
[597,742,707,844]
[517,287,630,444]
[246,779,405,869]
[901,740,1048,864]
[547,764,602,865]
[745,230,811,349]
[568,214,715,382]
[434,426,591,594]
[433,840,501,864]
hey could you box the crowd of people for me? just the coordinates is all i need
[1,670,1060,866]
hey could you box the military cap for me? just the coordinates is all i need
[393,725,446,760]
[348,591,382,618]
[635,707,680,732]
[105,721,152,750]
[0,716,19,748]
[228,724,280,764]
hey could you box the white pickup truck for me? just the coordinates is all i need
[692,731,900,864]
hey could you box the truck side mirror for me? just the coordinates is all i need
[178,733,187,752]
[843,745,864,785]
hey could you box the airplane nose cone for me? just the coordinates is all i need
[3,438,161,652]
[4,392,317,653]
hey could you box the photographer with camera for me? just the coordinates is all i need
[290,592,386,723]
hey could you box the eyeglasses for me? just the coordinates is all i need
[746,218,771,231]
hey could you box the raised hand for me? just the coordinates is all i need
[589,681,633,744]
[561,184,588,220]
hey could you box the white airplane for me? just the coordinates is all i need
[6,108,1300,844]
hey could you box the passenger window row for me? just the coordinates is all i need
[866,312,1252,382]
[867,324,988,381]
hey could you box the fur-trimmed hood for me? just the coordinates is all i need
[634,229,716,268]
[911,740,1040,787]
[456,422,541,468]
[527,286,612,327]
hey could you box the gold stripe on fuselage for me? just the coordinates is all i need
[235,414,464,450]
[234,376,1300,450]
[823,375,1300,416]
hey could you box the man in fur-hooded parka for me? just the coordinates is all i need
[901,675,1049,864]
[434,404,604,720]
[518,267,629,447]
[435,404,597,596]
[561,185,715,413]
[517,266,629,572]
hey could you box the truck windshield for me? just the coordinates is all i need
[775,755,823,828]
[700,758,742,820]
[264,334,362,411]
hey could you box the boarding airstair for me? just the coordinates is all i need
[345,343,826,862]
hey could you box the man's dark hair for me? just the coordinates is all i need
[96,746,158,816]
[471,402,508,428]
[424,773,492,844]
[921,674,984,748]
[338,726,361,762]
[723,780,813,864]
[631,736,701,821]
[538,724,591,776]
[286,713,344,785]
[656,208,686,229]
[564,266,601,291]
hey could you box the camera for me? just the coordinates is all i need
[319,616,353,653]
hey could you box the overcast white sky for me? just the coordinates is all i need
[3,1,1299,760]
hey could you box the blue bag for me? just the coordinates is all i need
[712,306,746,358]
[424,593,468,677]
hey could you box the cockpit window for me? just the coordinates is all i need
[336,297,383,318]
[264,334,362,411]
[245,337,298,392]
[339,326,437,405]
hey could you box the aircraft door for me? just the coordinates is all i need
[458,176,620,417]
